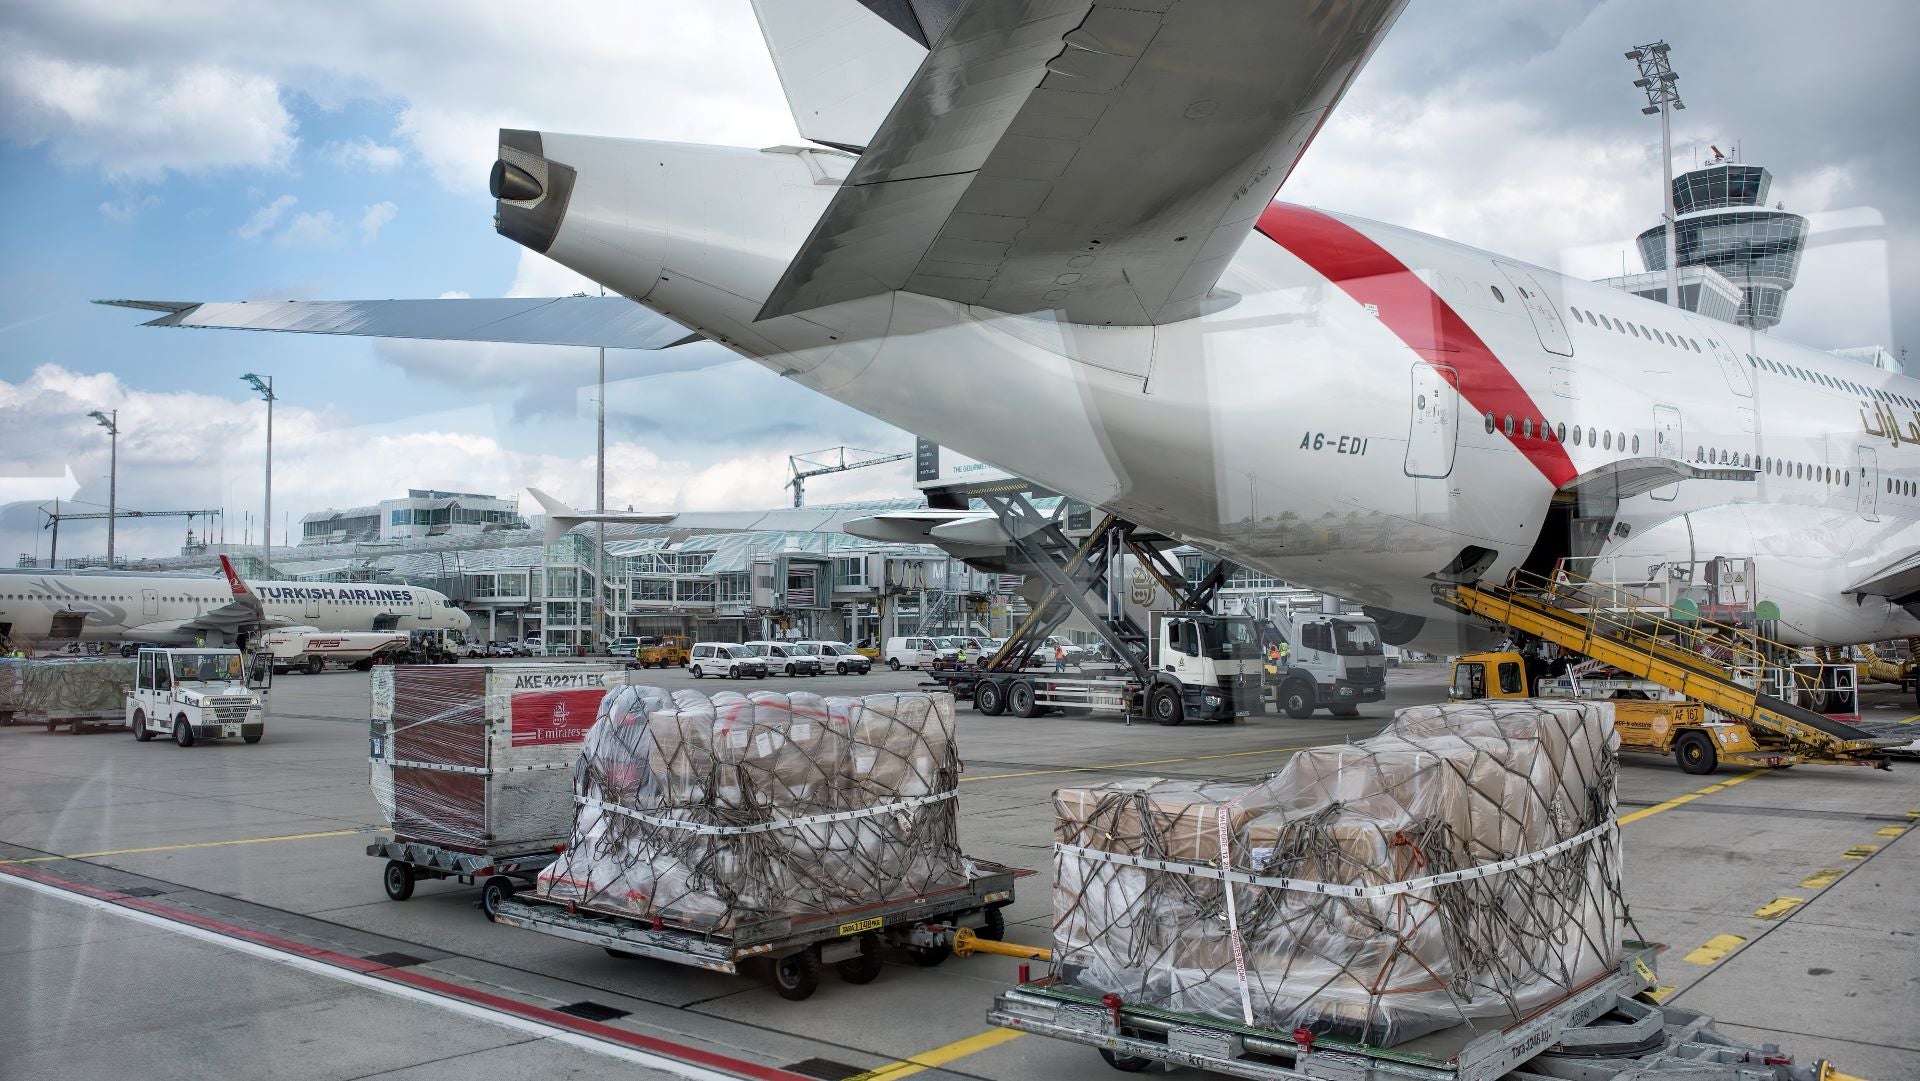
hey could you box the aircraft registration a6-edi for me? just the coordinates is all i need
[104,0,1918,656]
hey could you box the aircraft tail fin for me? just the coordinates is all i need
[527,487,676,545]
[218,555,256,599]
[748,0,952,152]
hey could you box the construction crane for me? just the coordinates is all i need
[787,447,911,507]
[40,502,222,568]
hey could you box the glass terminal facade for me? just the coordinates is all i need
[1634,163,1806,330]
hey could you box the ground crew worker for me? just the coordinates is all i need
[1266,642,1281,664]
[1053,643,1067,672]
[955,645,968,669]
[1277,640,1290,665]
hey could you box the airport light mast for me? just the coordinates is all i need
[242,373,275,578]
[87,409,118,567]
[1626,41,1684,308]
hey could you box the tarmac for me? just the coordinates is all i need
[2,663,1915,1081]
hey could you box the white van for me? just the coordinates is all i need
[883,636,939,670]
[688,642,768,680]
[744,640,821,677]
[797,641,871,675]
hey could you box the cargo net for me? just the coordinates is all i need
[537,687,965,933]
[1053,699,1628,1047]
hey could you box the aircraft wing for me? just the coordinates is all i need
[1844,550,1920,604]
[756,0,1408,326]
[530,488,925,546]
[95,297,697,350]
[1561,458,1758,501]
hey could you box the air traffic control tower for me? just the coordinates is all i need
[1635,161,1807,330]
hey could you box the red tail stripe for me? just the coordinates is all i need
[1255,203,1578,488]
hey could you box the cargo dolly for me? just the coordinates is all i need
[988,945,1859,1080]
[490,859,1026,1000]
[370,836,563,919]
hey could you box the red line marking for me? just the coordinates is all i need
[1256,202,1577,487]
[2,864,810,1081]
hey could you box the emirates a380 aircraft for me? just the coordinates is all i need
[105,0,1917,654]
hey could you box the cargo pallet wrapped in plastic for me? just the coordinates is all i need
[0,657,137,729]
[537,686,965,933]
[368,664,624,855]
[1052,699,1625,1047]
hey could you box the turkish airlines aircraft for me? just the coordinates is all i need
[104,0,1918,652]
[0,555,467,646]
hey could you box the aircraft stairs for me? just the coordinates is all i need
[1437,569,1898,769]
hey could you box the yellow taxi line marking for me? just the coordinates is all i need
[1842,844,1879,860]
[1801,869,1842,890]
[1616,769,1764,826]
[1644,983,1677,1003]
[0,827,368,865]
[1905,809,1919,819]
[962,744,1322,783]
[1682,934,1746,965]
[844,1028,1025,1081]
[1875,824,1908,838]
[1752,896,1804,920]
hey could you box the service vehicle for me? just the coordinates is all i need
[1449,649,1885,775]
[795,640,871,674]
[126,647,269,746]
[609,635,642,656]
[884,635,939,670]
[491,859,1023,1001]
[963,611,1264,726]
[260,626,408,674]
[745,640,821,677]
[634,634,691,668]
[689,642,768,680]
[1263,609,1388,718]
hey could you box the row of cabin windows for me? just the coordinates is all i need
[1697,446,1852,487]
[1567,306,1701,353]
[1484,413,1637,453]
[1891,477,1917,497]
[1747,353,1920,409]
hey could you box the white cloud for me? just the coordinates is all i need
[98,193,159,222]
[324,137,403,172]
[237,193,297,239]
[276,209,340,247]
[359,199,397,244]
[0,49,295,182]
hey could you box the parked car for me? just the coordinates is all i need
[609,635,642,657]
[795,640,871,675]
[883,635,940,670]
[688,642,768,680]
[521,635,543,655]
[486,641,518,658]
[745,640,821,677]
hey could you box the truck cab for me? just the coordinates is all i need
[127,647,268,747]
[1266,611,1388,718]
[1147,612,1267,723]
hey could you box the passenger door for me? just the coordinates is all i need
[1857,446,1880,521]
[1492,260,1573,356]
[1685,317,1754,397]
[1404,363,1459,479]
[142,589,158,618]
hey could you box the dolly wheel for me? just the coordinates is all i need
[837,935,885,985]
[1099,1046,1154,1073]
[1675,731,1718,776]
[383,860,416,901]
[480,875,515,920]
[906,939,952,967]
[979,905,1007,942]
[771,947,821,1000]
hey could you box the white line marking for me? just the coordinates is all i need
[0,872,739,1081]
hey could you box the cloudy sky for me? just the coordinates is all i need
[2,0,1914,563]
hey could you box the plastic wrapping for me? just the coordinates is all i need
[1053,699,1624,1046]
[368,664,623,853]
[0,657,136,716]
[536,687,964,932]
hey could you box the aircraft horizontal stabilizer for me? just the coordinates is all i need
[527,488,677,546]
[95,297,697,351]
[756,0,1407,326]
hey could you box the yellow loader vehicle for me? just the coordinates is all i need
[633,635,691,669]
